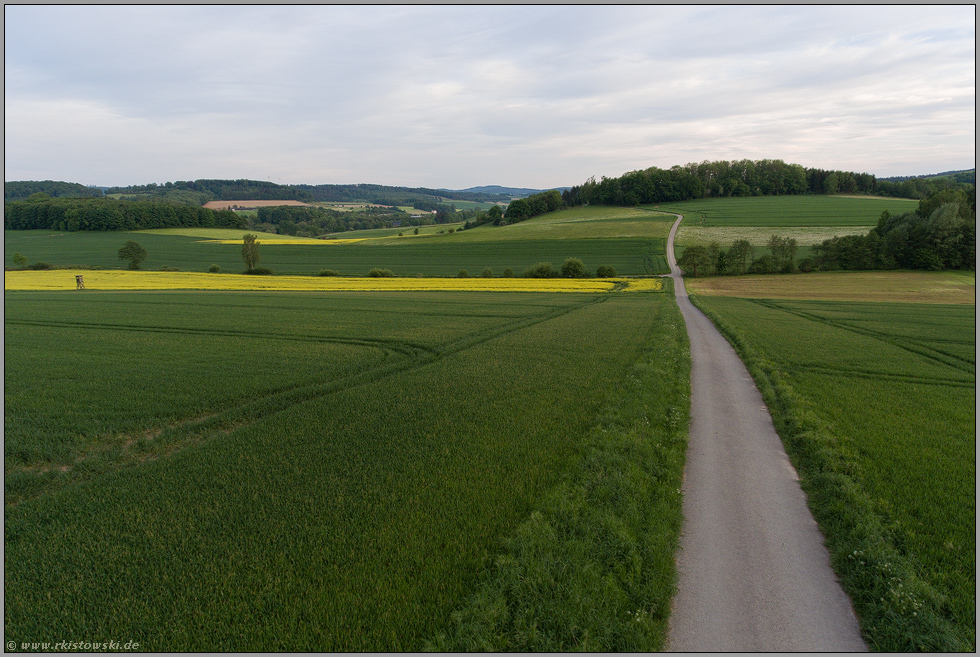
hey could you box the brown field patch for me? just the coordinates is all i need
[685,270,976,304]
[203,200,312,210]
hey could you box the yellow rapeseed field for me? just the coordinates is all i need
[622,278,664,292]
[5,270,620,293]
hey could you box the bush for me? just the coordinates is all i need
[503,268,514,278]
[747,255,776,274]
[244,266,274,275]
[318,269,341,277]
[481,267,493,278]
[27,262,51,270]
[522,262,556,278]
[368,268,394,278]
[798,258,815,273]
[208,264,221,273]
[12,253,28,268]
[158,266,180,272]
[561,258,587,278]
[457,269,469,278]
[595,265,617,278]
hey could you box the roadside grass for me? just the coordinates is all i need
[654,195,919,227]
[429,278,689,651]
[684,271,976,305]
[689,293,975,651]
[5,287,686,651]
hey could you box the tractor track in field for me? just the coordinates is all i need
[8,295,610,508]
[663,213,867,651]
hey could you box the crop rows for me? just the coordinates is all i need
[5,230,669,276]
[656,195,919,227]
[5,287,681,651]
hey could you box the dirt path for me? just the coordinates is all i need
[664,214,867,651]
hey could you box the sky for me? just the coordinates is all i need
[4,4,976,189]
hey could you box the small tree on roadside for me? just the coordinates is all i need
[242,234,260,271]
[118,240,147,270]
[12,252,28,268]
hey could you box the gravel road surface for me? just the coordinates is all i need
[664,215,867,652]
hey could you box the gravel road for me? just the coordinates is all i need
[664,215,867,652]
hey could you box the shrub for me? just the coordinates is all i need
[318,269,341,277]
[368,268,394,278]
[27,262,51,270]
[481,267,493,278]
[244,266,274,275]
[522,262,555,278]
[561,258,587,278]
[457,269,469,278]
[12,253,28,268]
[503,268,514,278]
[208,264,221,273]
[158,266,180,272]
[747,255,776,274]
[595,265,617,278]
[798,258,815,273]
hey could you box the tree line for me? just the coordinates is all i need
[254,204,472,237]
[814,187,975,271]
[678,186,975,277]
[4,196,245,231]
[5,180,104,202]
[100,179,511,208]
[561,159,888,207]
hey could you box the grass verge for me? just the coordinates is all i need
[427,279,690,651]
[688,294,971,651]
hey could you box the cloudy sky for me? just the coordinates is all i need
[4,5,975,189]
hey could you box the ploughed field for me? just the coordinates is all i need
[690,282,976,651]
[4,285,689,651]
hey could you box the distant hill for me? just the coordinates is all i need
[448,185,569,197]
[880,169,975,184]
[4,180,105,202]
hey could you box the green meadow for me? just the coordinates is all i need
[691,293,975,651]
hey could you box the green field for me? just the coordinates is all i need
[690,294,975,651]
[4,207,674,276]
[4,286,689,651]
[656,195,919,227]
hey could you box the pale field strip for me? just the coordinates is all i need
[202,200,313,210]
[675,225,875,247]
[684,271,976,305]
[4,269,660,293]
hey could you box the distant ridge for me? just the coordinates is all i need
[444,185,570,197]
[879,168,975,183]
